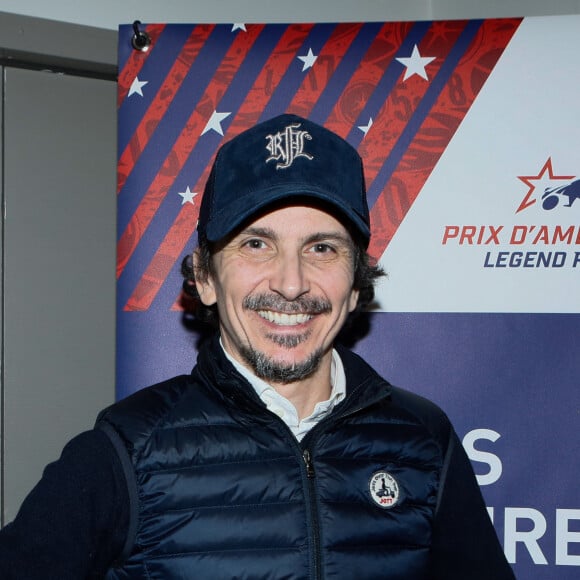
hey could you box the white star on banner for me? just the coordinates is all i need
[297,48,318,71]
[232,23,247,32]
[358,117,373,136]
[396,45,436,81]
[201,111,231,136]
[178,186,198,205]
[128,76,148,97]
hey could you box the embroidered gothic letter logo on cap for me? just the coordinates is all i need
[265,122,313,169]
[369,471,400,509]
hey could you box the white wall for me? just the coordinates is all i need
[0,0,579,30]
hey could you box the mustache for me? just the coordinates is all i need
[242,293,332,314]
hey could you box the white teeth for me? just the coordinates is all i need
[258,310,312,326]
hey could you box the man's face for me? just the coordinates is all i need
[195,205,359,384]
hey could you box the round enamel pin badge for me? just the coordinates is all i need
[369,471,400,509]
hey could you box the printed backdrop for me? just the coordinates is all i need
[117,16,580,578]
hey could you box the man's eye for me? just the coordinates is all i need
[244,239,266,250]
[312,243,333,253]
[306,243,338,258]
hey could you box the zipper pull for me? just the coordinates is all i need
[303,449,315,478]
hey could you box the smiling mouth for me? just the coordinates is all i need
[257,310,313,326]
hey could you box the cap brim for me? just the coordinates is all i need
[204,185,371,246]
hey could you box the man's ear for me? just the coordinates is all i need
[192,250,217,306]
[348,288,360,313]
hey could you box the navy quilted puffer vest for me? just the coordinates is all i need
[98,339,451,579]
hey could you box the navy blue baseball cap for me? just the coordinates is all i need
[197,114,371,247]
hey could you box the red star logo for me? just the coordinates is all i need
[516,158,575,213]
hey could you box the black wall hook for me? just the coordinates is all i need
[131,20,152,52]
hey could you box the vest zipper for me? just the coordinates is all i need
[223,385,324,578]
[297,388,390,579]
[303,449,315,478]
[302,448,321,578]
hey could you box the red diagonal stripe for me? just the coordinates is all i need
[287,22,365,118]
[367,18,522,260]
[117,25,215,195]
[117,24,166,107]
[324,21,414,140]
[359,20,469,189]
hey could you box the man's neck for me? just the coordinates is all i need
[267,359,333,420]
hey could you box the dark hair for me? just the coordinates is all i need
[181,232,384,329]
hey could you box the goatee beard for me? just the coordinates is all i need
[239,345,323,384]
[239,292,330,382]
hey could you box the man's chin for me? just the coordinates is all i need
[240,345,323,384]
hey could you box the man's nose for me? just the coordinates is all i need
[268,251,310,300]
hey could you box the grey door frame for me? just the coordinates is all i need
[0,11,117,79]
[0,12,118,525]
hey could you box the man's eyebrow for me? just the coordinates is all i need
[239,226,276,238]
[306,231,353,245]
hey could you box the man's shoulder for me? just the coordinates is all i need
[107,374,193,413]
[389,384,451,432]
[379,384,454,458]
[340,346,453,445]
[96,374,195,445]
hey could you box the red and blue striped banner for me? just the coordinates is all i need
[117,18,580,579]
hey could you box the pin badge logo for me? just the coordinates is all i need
[369,471,400,509]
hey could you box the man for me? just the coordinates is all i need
[0,114,514,578]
